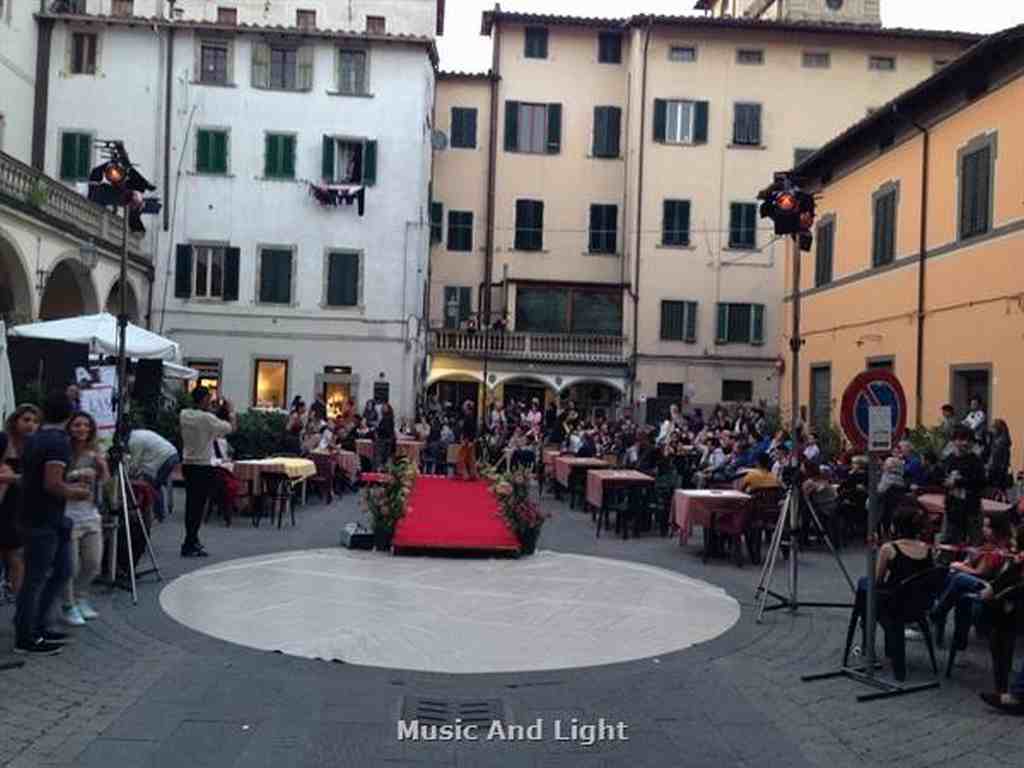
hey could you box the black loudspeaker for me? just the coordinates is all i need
[339,522,374,550]
[373,381,390,403]
[6,337,89,396]
[133,359,164,402]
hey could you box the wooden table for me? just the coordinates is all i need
[916,494,1012,518]
[355,439,424,466]
[673,490,752,561]
[234,457,316,527]
[553,457,610,509]
[586,469,655,539]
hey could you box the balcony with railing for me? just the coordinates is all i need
[0,151,146,259]
[430,329,627,365]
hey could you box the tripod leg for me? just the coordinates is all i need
[755,493,787,597]
[804,496,857,593]
[118,465,138,605]
[756,496,790,623]
[123,472,162,582]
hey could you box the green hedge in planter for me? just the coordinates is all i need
[227,410,290,459]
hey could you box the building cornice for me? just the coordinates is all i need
[37,12,440,67]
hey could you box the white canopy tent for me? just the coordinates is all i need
[8,313,180,361]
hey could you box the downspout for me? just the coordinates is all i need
[30,17,54,171]
[162,26,175,232]
[907,115,930,428]
[630,19,653,403]
[483,5,501,325]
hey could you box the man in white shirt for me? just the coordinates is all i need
[126,428,179,522]
[179,388,235,557]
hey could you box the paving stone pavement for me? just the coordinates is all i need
[1,485,1023,767]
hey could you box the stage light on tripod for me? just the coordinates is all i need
[103,162,127,186]
[776,192,797,212]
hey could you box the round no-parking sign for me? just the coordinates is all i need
[839,370,907,453]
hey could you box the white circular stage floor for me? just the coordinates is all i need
[160,549,740,674]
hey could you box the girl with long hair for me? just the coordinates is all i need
[0,404,41,599]
[62,411,109,625]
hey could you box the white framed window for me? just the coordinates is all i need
[737,49,764,66]
[197,39,233,85]
[869,55,896,71]
[802,51,830,69]
[322,136,378,185]
[336,48,368,95]
[68,31,98,75]
[665,101,695,144]
[669,46,696,63]
[193,245,225,298]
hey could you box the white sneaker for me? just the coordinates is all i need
[77,599,99,621]
[60,604,86,626]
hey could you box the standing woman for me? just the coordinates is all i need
[457,400,479,480]
[374,402,396,469]
[61,412,109,625]
[986,419,1012,494]
[0,405,41,599]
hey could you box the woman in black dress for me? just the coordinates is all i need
[0,405,41,598]
[374,403,397,469]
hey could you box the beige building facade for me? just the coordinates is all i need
[426,2,976,420]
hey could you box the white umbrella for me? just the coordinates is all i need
[162,361,198,381]
[0,322,16,422]
[8,313,179,361]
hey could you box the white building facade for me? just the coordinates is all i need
[29,0,440,417]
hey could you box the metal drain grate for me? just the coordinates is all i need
[401,696,505,725]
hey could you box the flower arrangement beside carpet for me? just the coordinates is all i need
[362,458,417,551]
[487,468,550,555]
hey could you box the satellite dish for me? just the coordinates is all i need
[431,130,448,151]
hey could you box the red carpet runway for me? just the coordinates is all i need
[392,477,521,555]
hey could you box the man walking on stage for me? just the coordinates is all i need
[457,400,478,481]
[179,387,235,557]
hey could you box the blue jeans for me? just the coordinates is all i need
[14,525,72,644]
[144,454,180,521]
[933,571,988,622]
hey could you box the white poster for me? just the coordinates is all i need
[79,385,117,443]
[868,406,893,453]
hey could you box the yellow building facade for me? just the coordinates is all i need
[428,3,976,420]
[781,24,1024,465]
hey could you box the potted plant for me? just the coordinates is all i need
[491,469,549,555]
[362,458,416,551]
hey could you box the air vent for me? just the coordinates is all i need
[401,696,505,725]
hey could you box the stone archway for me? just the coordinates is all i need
[0,230,34,324]
[105,279,141,324]
[39,258,99,320]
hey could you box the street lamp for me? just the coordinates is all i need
[78,240,99,273]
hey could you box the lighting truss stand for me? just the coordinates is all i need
[108,451,162,604]
[754,482,856,623]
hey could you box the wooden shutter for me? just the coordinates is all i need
[353,50,367,93]
[693,101,709,143]
[430,202,443,243]
[443,286,458,328]
[339,252,359,305]
[716,303,728,343]
[752,304,765,345]
[592,107,606,156]
[685,301,698,342]
[664,200,692,245]
[504,100,519,151]
[321,135,335,181]
[653,99,667,142]
[212,131,228,173]
[815,221,833,286]
[296,45,314,90]
[974,146,991,235]
[660,302,680,340]
[264,134,275,176]
[252,42,270,88]
[60,133,78,179]
[606,107,621,158]
[743,204,757,248]
[729,203,742,247]
[362,140,377,185]
[197,130,211,171]
[589,205,602,252]
[532,202,544,250]
[748,104,762,145]
[546,103,562,154]
[458,287,472,324]
[223,246,240,301]
[174,245,192,298]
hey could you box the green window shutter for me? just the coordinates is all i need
[223,247,240,301]
[693,101,709,143]
[659,302,674,340]
[430,202,443,243]
[504,100,519,151]
[60,133,78,179]
[212,131,228,173]
[252,42,270,88]
[653,99,667,142]
[716,303,728,343]
[729,203,742,247]
[297,45,314,90]
[546,103,562,154]
[592,107,606,156]
[458,287,472,324]
[328,252,359,306]
[260,250,292,304]
[197,130,211,172]
[75,134,91,179]
[174,245,193,298]
[752,304,765,345]
[283,136,295,177]
[362,140,377,185]
[967,146,991,237]
[606,107,621,158]
[264,134,276,176]
[321,136,335,181]
[685,301,698,343]
[744,204,757,248]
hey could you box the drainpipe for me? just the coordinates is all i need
[30,18,54,171]
[629,19,653,404]
[905,113,930,427]
[163,26,175,232]
[483,5,501,326]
